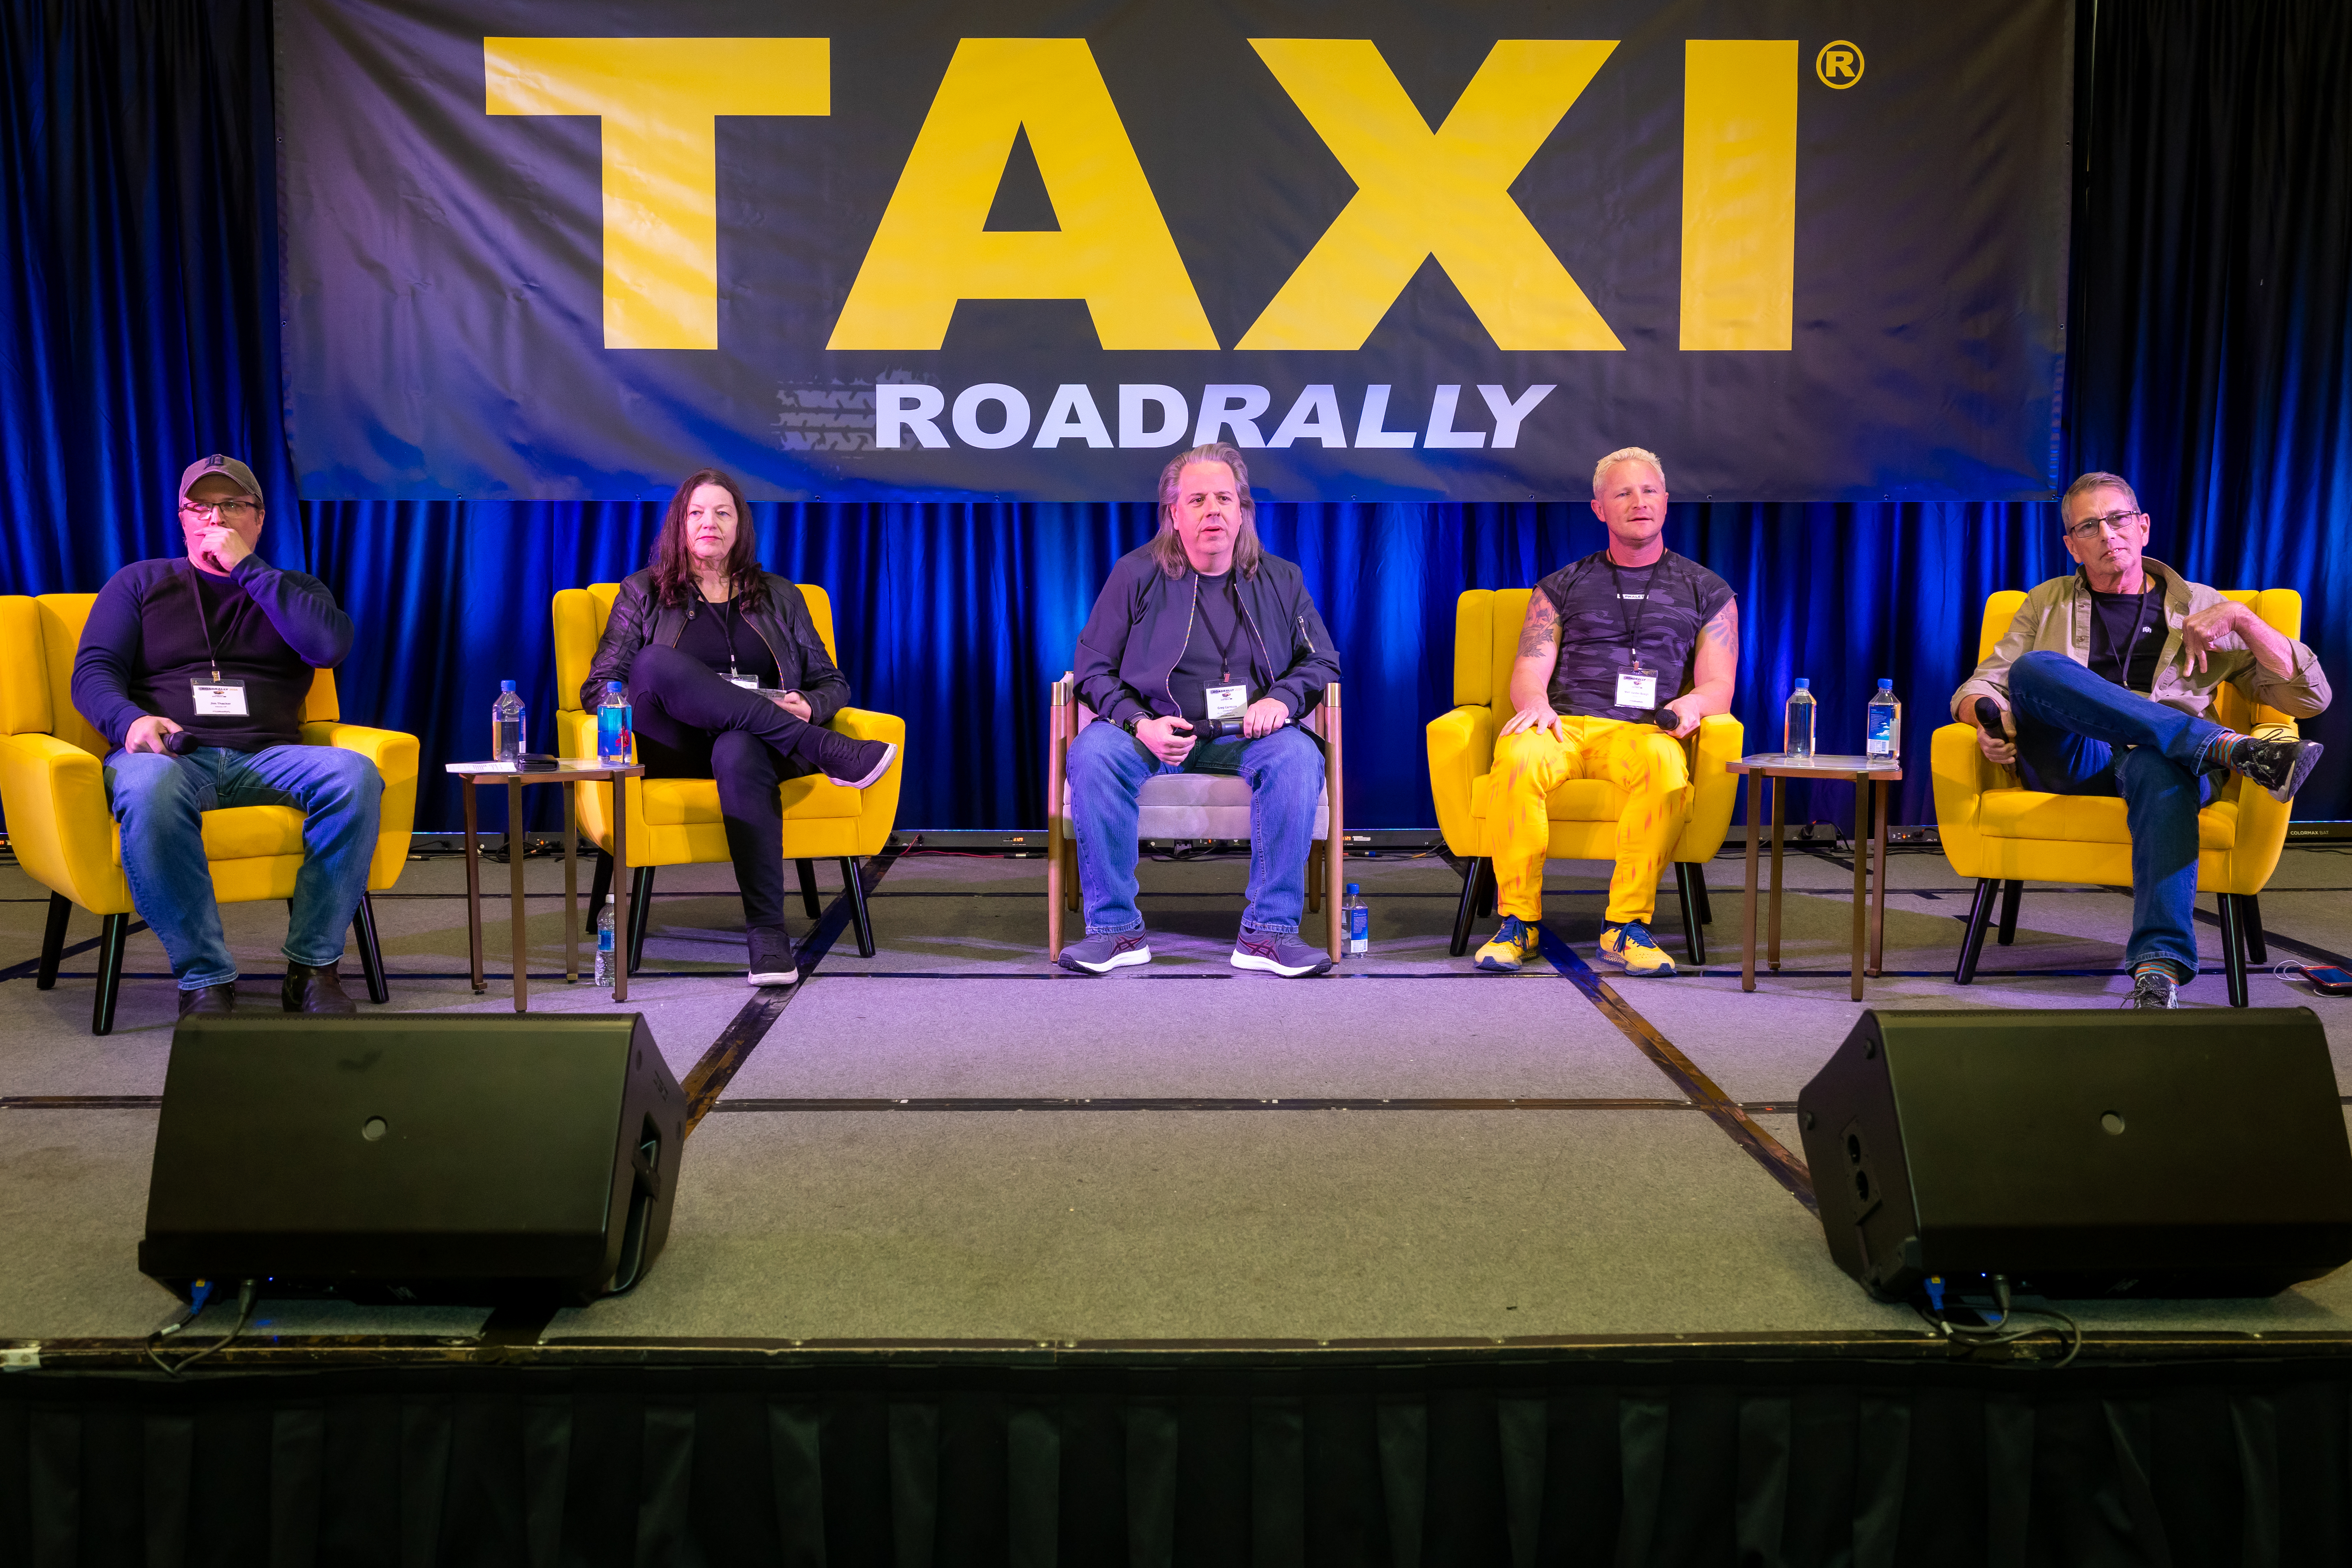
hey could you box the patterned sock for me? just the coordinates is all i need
[2203,731,2245,772]
[2132,955,2188,985]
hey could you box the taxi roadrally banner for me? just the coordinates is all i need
[274,0,2072,502]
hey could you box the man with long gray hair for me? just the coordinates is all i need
[1059,443,1342,977]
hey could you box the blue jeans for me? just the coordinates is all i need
[1067,720,1323,935]
[2006,650,2223,979]
[104,744,384,989]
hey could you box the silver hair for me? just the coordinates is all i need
[2062,470,2140,519]
[1592,447,1666,494]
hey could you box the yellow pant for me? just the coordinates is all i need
[1490,718,1691,926]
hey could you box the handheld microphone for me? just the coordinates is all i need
[1190,719,1245,741]
[163,729,199,756]
[1974,697,2006,731]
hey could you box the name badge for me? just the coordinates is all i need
[1614,670,1658,711]
[724,673,761,690]
[190,678,248,716]
[1204,683,1249,720]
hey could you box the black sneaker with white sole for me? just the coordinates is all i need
[1230,927,1335,977]
[1057,929,1152,974]
[801,726,899,789]
[2231,735,2324,803]
[747,925,798,986]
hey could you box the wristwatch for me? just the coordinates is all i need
[1119,713,1146,735]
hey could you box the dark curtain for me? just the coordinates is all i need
[6,1359,2351,1565]
[4,0,2348,835]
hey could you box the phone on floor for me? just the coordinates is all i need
[2302,966,2352,996]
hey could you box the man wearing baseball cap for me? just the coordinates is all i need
[69,455,382,1016]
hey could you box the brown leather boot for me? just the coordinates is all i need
[282,961,358,1014]
[177,983,236,1019]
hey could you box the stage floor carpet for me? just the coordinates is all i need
[5,839,2352,1363]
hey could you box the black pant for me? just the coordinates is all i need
[625,643,823,929]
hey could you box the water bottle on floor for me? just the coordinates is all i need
[1785,678,1816,759]
[1866,678,1901,760]
[595,894,616,987]
[492,679,527,761]
[1342,882,1369,957]
[597,680,633,765]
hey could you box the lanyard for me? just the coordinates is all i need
[1193,573,1246,683]
[2113,576,2158,687]
[179,562,225,682]
[692,589,743,674]
[1607,557,1660,670]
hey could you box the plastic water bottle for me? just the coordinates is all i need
[1785,678,1816,759]
[596,680,633,765]
[492,679,527,761]
[595,895,616,987]
[1342,881,1370,957]
[1866,678,1901,761]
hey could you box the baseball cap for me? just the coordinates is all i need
[177,454,263,504]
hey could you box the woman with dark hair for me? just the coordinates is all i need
[583,469,895,985]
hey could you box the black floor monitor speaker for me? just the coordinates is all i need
[140,1012,686,1305]
[1798,1007,2352,1301]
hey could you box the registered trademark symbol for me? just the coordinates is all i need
[1815,41,1865,88]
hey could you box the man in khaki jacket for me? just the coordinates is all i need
[1953,471,2328,1008]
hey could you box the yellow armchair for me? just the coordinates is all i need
[1426,588,1744,959]
[0,593,419,1034]
[1933,588,2301,1006]
[551,583,905,968]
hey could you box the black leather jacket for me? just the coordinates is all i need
[582,568,853,723]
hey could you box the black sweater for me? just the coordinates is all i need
[72,556,353,751]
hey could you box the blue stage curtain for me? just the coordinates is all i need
[4,0,2348,836]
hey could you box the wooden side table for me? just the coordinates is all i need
[1726,753,1904,1001]
[447,760,642,1009]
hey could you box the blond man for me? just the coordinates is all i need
[1472,449,1738,975]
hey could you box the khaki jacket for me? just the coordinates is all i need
[1950,558,2330,725]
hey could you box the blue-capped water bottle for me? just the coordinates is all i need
[597,680,633,765]
[492,679,527,761]
[1784,678,1816,759]
[1342,881,1370,957]
[1866,678,1901,760]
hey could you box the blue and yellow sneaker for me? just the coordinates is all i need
[1597,920,1678,977]
[1473,916,1543,973]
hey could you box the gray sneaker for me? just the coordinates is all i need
[1230,927,1335,977]
[1058,929,1152,974]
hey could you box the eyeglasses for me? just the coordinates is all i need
[2063,509,2145,541]
[180,498,259,521]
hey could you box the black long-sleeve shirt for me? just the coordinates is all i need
[72,556,353,752]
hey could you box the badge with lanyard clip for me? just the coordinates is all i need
[703,595,763,689]
[1610,558,1660,710]
[1199,573,1251,720]
[182,563,250,715]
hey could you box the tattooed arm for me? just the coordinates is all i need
[1662,596,1739,739]
[1501,591,1566,737]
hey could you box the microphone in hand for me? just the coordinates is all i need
[1974,697,2005,732]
